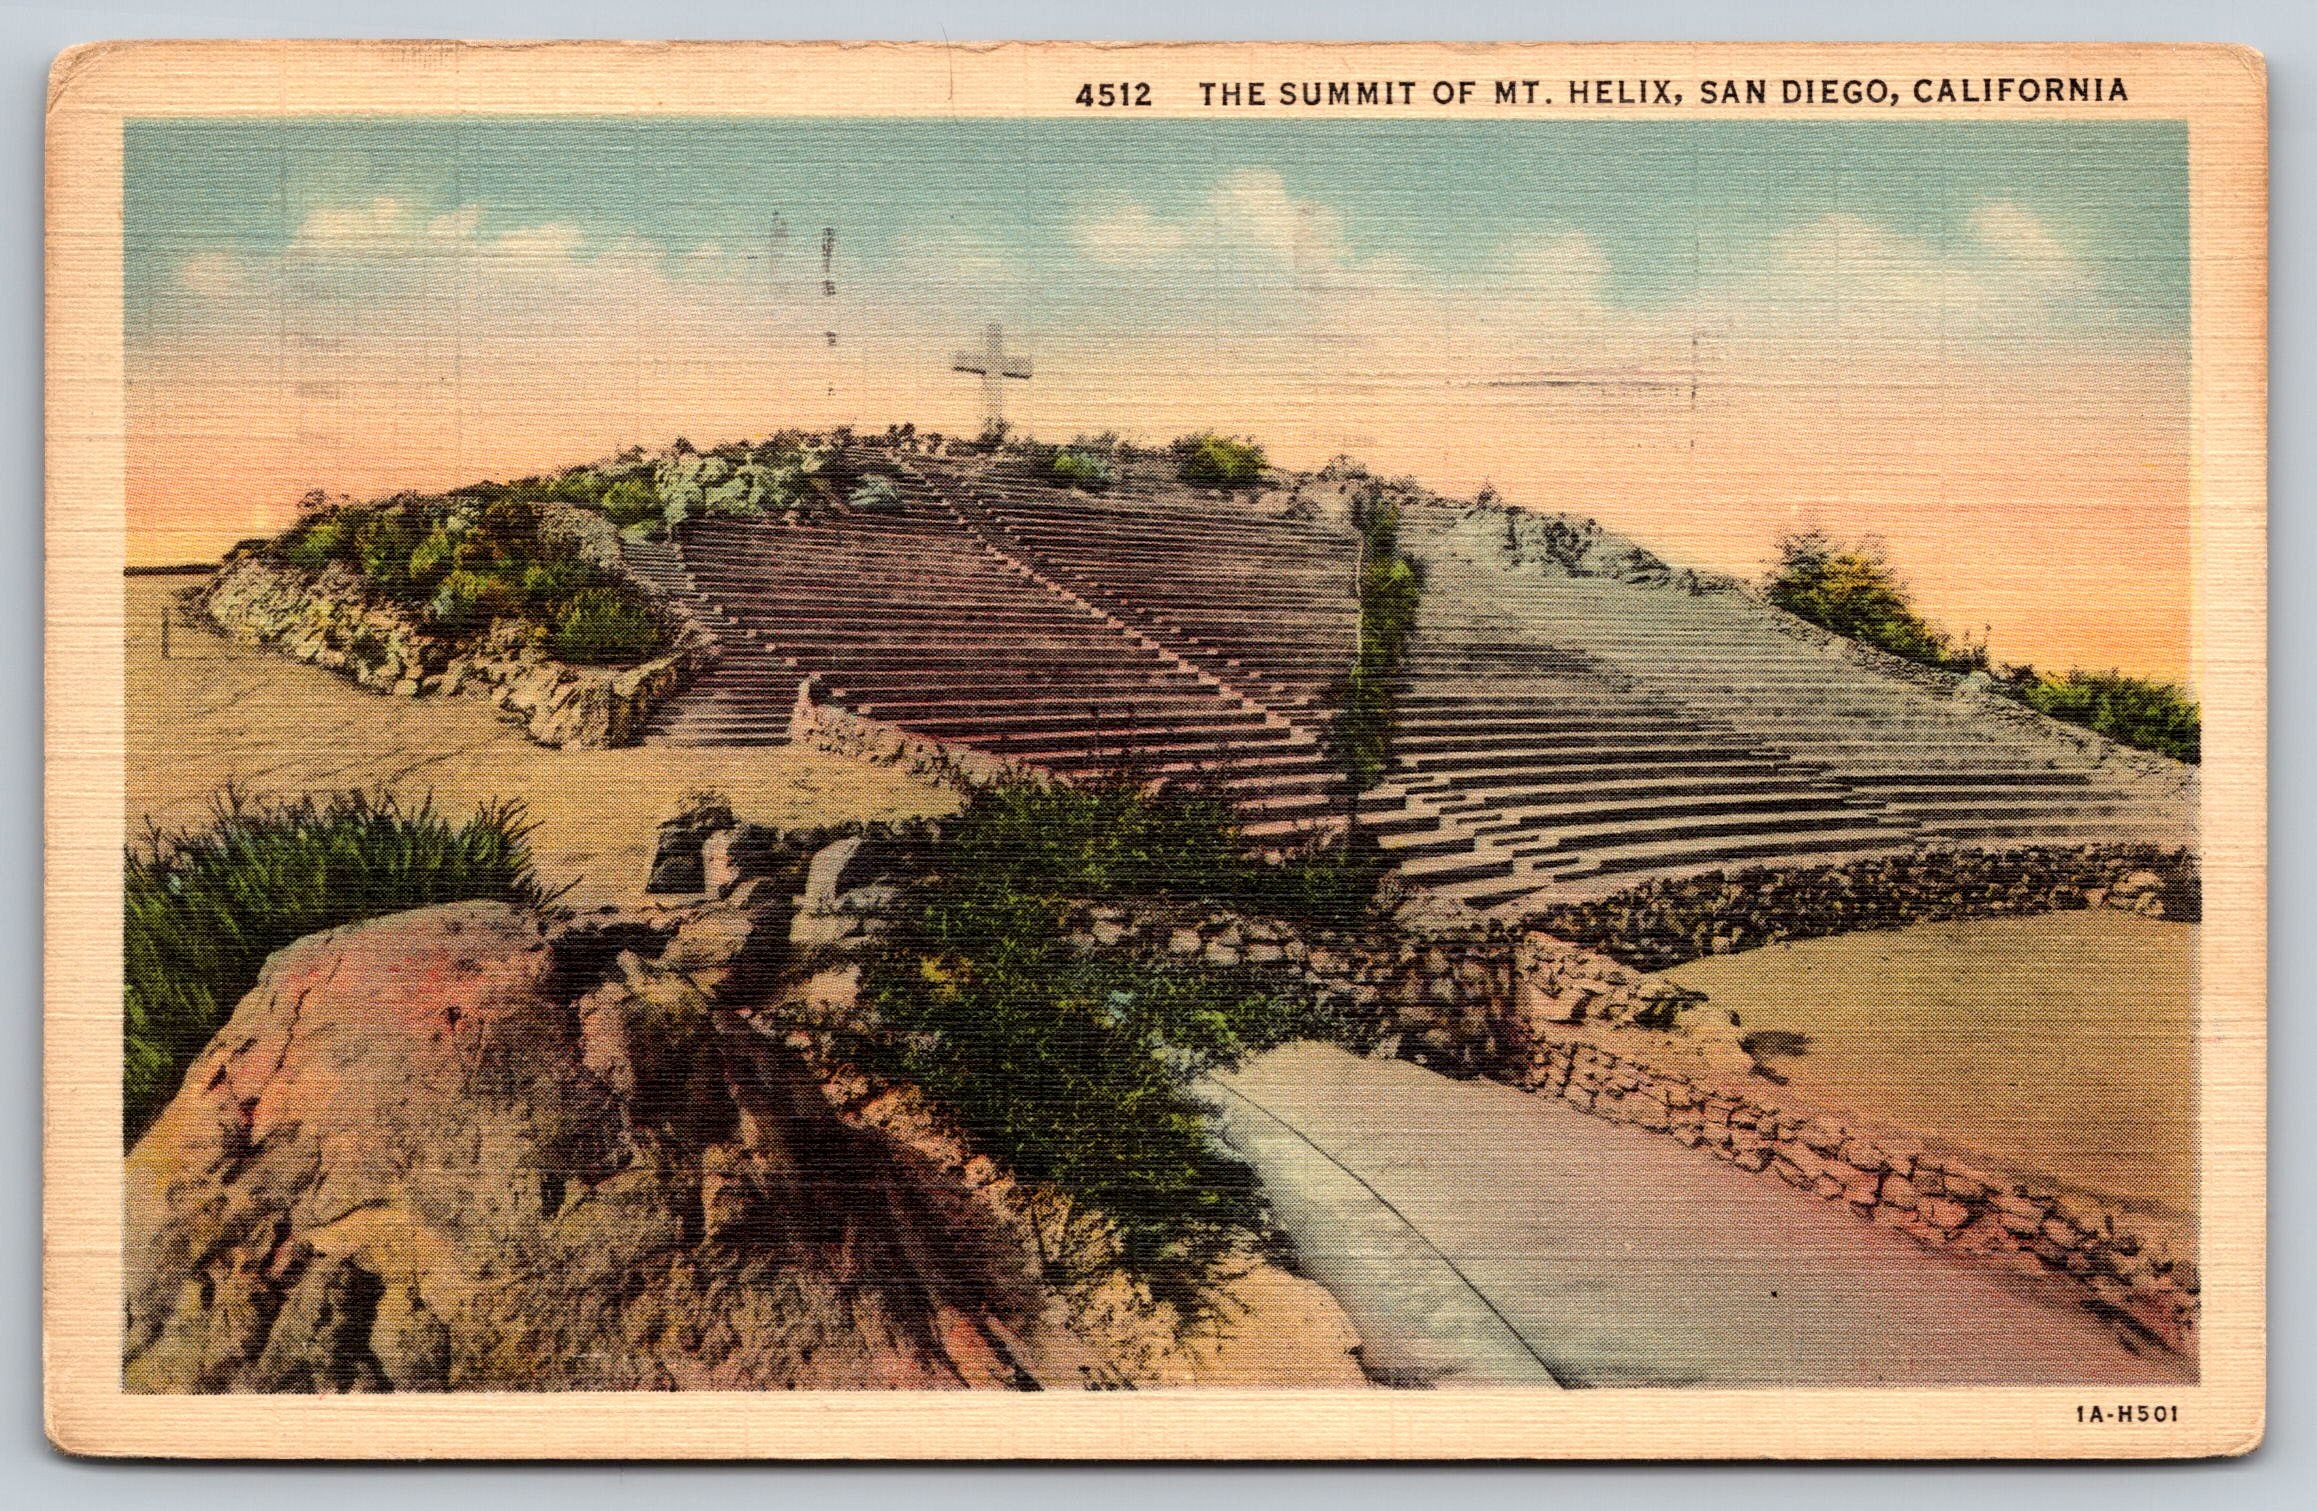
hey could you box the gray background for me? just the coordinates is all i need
[4,0,2301,1502]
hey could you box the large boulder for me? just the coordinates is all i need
[123,900,1061,1392]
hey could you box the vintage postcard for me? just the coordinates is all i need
[44,40,2265,1458]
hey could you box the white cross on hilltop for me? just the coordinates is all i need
[952,322,1033,434]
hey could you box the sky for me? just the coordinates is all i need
[126,117,2193,682]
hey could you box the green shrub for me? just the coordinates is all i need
[353,505,429,604]
[597,477,663,530]
[2016,669,2201,764]
[406,525,461,592]
[1173,433,1267,490]
[511,467,619,506]
[1329,490,1424,790]
[1767,531,2200,763]
[925,779,1380,924]
[863,780,1356,1318]
[124,788,545,1144]
[1044,447,1114,492]
[549,586,662,664]
[848,474,903,512]
[1764,531,1983,673]
[518,557,606,612]
[277,513,357,572]
[266,491,662,663]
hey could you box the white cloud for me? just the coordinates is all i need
[295,194,417,242]
[487,222,587,263]
[1069,167,1353,277]
[1969,201,2072,262]
[1490,232,1611,306]
[1205,168,1349,268]
[291,197,596,269]
[1676,202,2112,355]
[295,195,489,247]
[1072,202,1187,265]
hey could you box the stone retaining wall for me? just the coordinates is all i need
[787,681,1041,791]
[1531,845,2202,972]
[1066,897,1703,1077]
[193,539,715,748]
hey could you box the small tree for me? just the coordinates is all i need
[1764,530,1981,672]
[1172,433,1267,490]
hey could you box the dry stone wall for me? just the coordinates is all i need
[1059,896,1697,1078]
[787,683,1037,791]
[1531,844,2201,971]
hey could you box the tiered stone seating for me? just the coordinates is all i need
[923,457,1363,720]
[628,453,2193,911]
[634,471,1347,833]
[1359,499,2194,906]
[624,535,804,748]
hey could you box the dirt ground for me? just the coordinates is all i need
[126,574,959,907]
[1662,909,2197,1224]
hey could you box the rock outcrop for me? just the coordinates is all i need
[191,502,715,749]
[124,899,1069,1392]
[124,826,1368,1394]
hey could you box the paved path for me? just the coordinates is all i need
[1210,1043,2193,1390]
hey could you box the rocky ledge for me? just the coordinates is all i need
[190,503,714,748]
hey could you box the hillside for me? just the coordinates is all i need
[614,434,2195,913]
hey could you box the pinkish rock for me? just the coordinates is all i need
[123,901,1071,1394]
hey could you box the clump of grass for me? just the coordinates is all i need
[1172,432,1267,490]
[124,788,548,1145]
[862,779,1369,1320]
[548,587,663,665]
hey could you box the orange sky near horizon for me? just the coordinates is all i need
[123,119,2195,687]
[126,334,2192,687]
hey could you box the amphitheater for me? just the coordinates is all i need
[623,443,2195,914]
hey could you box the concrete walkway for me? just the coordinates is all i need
[1209,1043,2193,1389]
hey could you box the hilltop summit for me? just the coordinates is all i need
[592,428,2195,913]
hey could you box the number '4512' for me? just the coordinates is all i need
[1076,83,1153,107]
